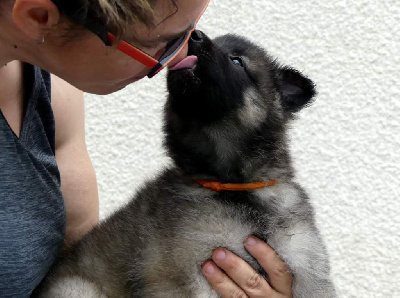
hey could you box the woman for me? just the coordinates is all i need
[0,0,293,296]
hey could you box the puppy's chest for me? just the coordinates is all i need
[166,189,294,257]
[213,191,276,234]
[142,184,318,292]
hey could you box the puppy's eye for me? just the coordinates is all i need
[230,56,244,67]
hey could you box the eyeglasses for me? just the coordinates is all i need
[83,0,210,78]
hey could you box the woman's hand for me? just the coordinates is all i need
[202,236,293,298]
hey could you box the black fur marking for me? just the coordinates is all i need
[277,67,316,113]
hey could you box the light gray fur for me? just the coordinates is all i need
[35,34,336,298]
[36,173,336,297]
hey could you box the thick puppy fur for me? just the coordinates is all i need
[35,31,336,297]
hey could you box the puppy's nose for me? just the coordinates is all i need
[190,30,203,42]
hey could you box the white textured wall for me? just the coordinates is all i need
[84,1,400,297]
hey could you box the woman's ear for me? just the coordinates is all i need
[12,0,60,42]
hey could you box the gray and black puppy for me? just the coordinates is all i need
[36,31,336,297]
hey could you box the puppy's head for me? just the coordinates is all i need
[165,31,316,182]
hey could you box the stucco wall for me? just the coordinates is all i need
[84,1,400,297]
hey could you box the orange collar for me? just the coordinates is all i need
[195,179,278,192]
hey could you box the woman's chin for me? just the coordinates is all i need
[81,77,145,95]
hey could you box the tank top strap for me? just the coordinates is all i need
[0,64,65,297]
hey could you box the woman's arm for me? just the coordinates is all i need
[51,75,99,245]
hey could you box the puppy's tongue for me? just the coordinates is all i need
[169,56,198,70]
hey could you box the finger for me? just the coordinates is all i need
[210,248,274,297]
[244,236,293,296]
[201,260,248,298]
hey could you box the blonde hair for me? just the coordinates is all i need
[53,0,178,40]
[97,0,156,33]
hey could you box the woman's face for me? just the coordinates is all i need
[40,0,209,94]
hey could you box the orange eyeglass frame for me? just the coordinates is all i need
[88,0,210,78]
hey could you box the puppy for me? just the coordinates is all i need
[35,31,336,297]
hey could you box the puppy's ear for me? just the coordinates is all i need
[276,67,316,113]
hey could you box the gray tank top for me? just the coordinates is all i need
[0,64,65,297]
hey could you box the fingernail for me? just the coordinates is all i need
[215,250,226,260]
[203,263,215,274]
[245,236,257,246]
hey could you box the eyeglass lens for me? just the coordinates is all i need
[158,26,193,63]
